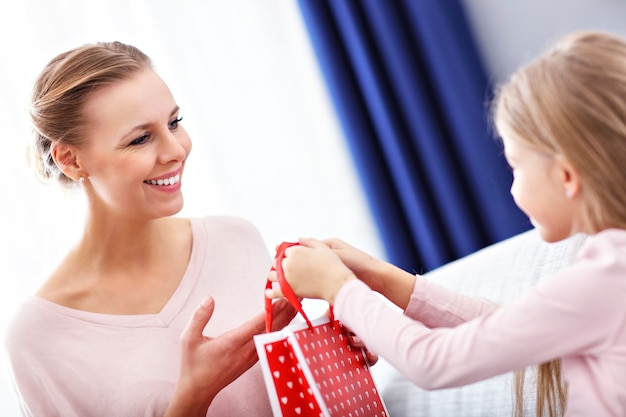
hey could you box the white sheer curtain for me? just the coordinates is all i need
[0,1,385,413]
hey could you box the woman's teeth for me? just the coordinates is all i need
[145,174,180,186]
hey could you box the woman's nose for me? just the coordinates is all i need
[158,129,190,164]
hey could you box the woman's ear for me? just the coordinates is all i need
[50,142,85,181]
[555,155,580,199]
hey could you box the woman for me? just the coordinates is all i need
[4,41,295,417]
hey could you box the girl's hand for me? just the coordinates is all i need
[324,238,419,310]
[321,238,386,291]
[165,297,296,417]
[265,238,357,304]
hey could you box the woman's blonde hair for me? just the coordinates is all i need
[492,30,626,416]
[28,41,152,186]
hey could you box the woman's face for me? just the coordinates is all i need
[77,68,192,221]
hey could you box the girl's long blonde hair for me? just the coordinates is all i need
[492,30,626,416]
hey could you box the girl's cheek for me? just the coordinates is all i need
[509,179,525,211]
[509,178,518,200]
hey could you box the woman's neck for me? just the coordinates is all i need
[36,216,192,314]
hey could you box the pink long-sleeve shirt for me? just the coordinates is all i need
[4,216,274,417]
[334,228,626,417]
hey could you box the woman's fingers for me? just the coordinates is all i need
[270,299,297,330]
[364,349,379,367]
[181,296,215,344]
[346,331,379,367]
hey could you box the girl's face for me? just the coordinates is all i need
[502,135,578,242]
[77,68,192,221]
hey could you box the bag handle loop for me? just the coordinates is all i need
[265,241,334,332]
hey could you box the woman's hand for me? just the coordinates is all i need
[265,238,357,304]
[165,297,296,417]
[340,322,379,367]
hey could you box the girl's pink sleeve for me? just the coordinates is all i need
[334,238,625,390]
[404,277,499,328]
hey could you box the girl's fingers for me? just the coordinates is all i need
[265,287,284,299]
[297,237,325,248]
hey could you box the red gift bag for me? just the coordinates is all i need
[254,242,389,417]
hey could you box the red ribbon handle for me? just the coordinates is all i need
[265,242,314,332]
[265,241,336,333]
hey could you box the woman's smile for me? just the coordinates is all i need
[143,175,182,192]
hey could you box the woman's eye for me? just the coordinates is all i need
[169,116,183,130]
[129,134,150,146]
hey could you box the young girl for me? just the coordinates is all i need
[4,41,296,417]
[267,30,626,416]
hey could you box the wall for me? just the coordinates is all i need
[461,0,626,83]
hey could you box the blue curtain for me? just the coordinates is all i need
[296,0,531,272]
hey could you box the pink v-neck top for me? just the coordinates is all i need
[334,228,626,416]
[4,216,273,417]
